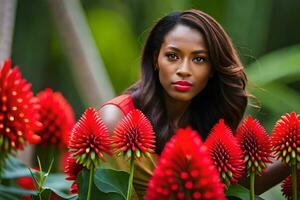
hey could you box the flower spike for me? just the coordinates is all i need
[145,127,225,200]
[112,109,156,159]
[36,88,75,148]
[0,59,42,163]
[236,115,272,176]
[205,119,245,187]
[69,108,112,169]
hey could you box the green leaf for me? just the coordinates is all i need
[226,184,266,200]
[0,191,20,200]
[247,45,300,85]
[0,184,37,197]
[44,173,73,191]
[43,188,78,200]
[94,168,129,198]
[2,155,35,179]
[78,169,124,200]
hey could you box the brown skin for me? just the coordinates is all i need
[157,24,212,128]
[99,24,289,195]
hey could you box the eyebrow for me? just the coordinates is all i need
[167,46,208,54]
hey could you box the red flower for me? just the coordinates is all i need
[0,59,41,158]
[281,169,300,200]
[145,127,225,200]
[70,182,79,194]
[18,175,35,200]
[271,112,300,166]
[64,155,83,194]
[36,88,75,147]
[18,166,39,200]
[64,156,83,181]
[69,108,112,169]
[205,119,245,186]
[112,109,155,159]
[236,115,272,176]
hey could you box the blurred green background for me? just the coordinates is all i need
[4,0,300,199]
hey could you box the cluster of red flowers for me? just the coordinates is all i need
[2,59,299,199]
[0,59,41,163]
[65,107,157,193]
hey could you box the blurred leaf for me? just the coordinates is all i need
[247,45,300,85]
[11,0,52,92]
[94,168,129,199]
[224,0,272,61]
[42,187,78,200]
[246,45,300,132]
[251,83,300,115]
[226,184,265,200]
[0,184,37,197]
[0,191,20,200]
[86,8,139,94]
[2,156,34,179]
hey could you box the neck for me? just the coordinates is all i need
[163,93,190,129]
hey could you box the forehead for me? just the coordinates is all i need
[162,24,207,50]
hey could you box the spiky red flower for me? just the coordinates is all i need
[205,119,245,186]
[36,88,75,147]
[64,155,83,194]
[236,115,272,176]
[271,112,300,166]
[69,108,112,169]
[0,59,41,159]
[64,156,83,181]
[281,169,300,200]
[112,109,155,159]
[145,127,225,200]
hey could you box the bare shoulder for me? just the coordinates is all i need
[98,104,124,134]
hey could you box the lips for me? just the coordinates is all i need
[172,81,192,92]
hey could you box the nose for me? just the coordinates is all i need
[176,59,191,77]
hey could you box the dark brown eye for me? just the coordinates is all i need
[193,56,207,63]
[166,53,179,61]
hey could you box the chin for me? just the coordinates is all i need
[169,92,194,102]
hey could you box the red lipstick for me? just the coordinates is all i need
[173,81,192,92]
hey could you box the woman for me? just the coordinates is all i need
[99,9,289,198]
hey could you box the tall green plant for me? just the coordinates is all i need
[246,45,300,132]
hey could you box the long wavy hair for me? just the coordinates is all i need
[126,9,248,154]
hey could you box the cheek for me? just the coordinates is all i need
[193,67,212,89]
[157,61,175,85]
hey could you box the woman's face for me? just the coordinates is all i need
[157,24,212,102]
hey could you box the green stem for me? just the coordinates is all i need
[87,166,94,200]
[291,163,297,200]
[250,172,255,200]
[126,157,135,200]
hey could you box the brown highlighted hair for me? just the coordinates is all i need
[127,9,248,154]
